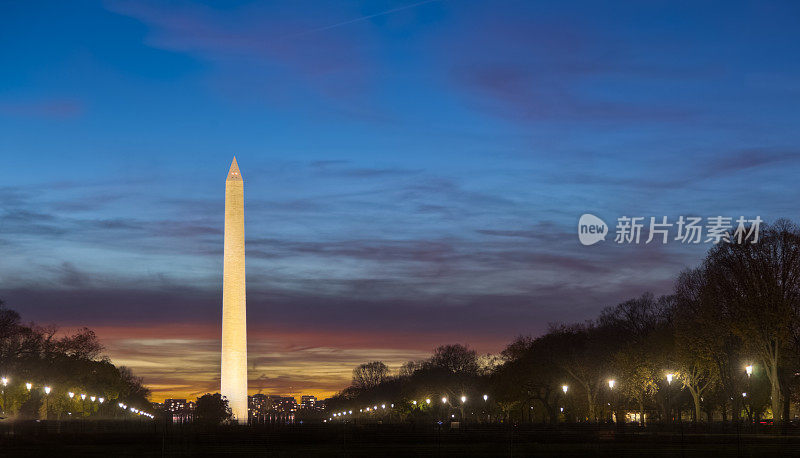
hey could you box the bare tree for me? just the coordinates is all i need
[352,361,390,391]
[705,220,800,424]
[427,344,479,375]
[674,268,718,423]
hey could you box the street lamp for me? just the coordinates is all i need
[80,393,86,400]
[665,373,675,425]
[426,398,431,405]
[25,382,32,391]
[99,397,105,404]
[608,380,618,425]
[441,397,447,404]
[90,396,96,402]
[483,394,488,401]
[460,396,467,403]
[745,364,754,427]
[412,400,417,405]
[562,385,569,394]
[42,386,51,419]
[1,378,8,414]
[68,392,74,399]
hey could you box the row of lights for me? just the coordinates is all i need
[326,364,759,422]
[119,402,155,419]
[328,394,492,421]
[1,376,153,419]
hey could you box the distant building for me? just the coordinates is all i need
[249,393,270,422]
[164,398,186,413]
[163,398,194,423]
[247,394,296,424]
[300,395,318,410]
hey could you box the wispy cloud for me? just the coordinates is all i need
[104,0,374,100]
[0,98,83,119]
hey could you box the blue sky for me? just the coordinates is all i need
[1,0,799,399]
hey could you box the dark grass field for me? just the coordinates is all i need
[4,422,800,457]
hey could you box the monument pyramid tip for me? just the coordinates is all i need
[227,156,242,180]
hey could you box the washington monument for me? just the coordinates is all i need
[221,157,248,423]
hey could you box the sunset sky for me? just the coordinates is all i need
[1,0,800,401]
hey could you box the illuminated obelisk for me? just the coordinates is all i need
[221,157,248,424]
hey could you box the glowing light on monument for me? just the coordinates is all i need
[221,157,248,424]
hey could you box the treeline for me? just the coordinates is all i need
[0,301,150,419]
[326,219,800,425]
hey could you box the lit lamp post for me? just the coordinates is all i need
[460,396,467,423]
[483,394,489,423]
[745,365,753,427]
[43,386,51,420]
[561,385,569,422]
[665,373,674,425]
[1,377,7,415]
[608,380,617,425]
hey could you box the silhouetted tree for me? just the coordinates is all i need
[196,393,232,426]
[426,344,479,375]
[0,301,150,419]
[704,219,800,424]
[674,268,719,423]
[352,361,390,391]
